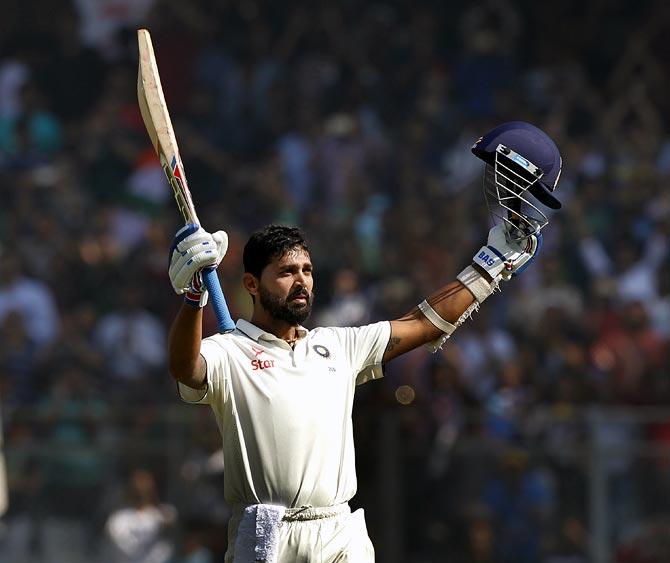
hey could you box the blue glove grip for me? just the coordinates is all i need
[202,267,235,332]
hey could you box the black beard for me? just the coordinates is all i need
[259,285,313,325]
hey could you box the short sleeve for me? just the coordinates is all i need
[326,322,391,385]
[177,336,228,405]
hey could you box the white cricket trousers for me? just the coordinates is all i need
[225,503,375,562]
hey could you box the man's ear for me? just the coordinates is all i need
[243,273,259,297]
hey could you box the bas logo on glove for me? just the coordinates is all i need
[472,224,542,282]
[477,250,497,268]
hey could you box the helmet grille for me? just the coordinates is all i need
[483,144,550,241]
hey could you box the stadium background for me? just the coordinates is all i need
[1,0,670,561]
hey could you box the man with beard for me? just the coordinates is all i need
[166,122,561,562]
[167,223,536,563]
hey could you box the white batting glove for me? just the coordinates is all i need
[168,224,228,307]
[473,224,543,282]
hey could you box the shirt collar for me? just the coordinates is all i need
[236,319,308,343]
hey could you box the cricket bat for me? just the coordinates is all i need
[137,29,234,332]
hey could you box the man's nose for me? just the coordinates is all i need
[294,271,309,286]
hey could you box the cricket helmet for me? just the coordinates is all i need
[472,121,562,240]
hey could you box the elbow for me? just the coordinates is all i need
[168,358,196,383]
[168,353,206,389]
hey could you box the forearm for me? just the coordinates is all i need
[420,265,495,342]
[422,279,479,324]
[399,280,476,338]
[167,303,206,388]
[384,252,515,362]
[385,279,478,360]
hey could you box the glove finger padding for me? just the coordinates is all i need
[173,223,199,244]
[171,238,220,278]
[211,230,229,258]
[176,229,228,255]
[169,249,216,292]
[509,230,542,278]
[169,223,199,261]
[168,226,229,294]
[473,224,542,282]
[176,231,216,254]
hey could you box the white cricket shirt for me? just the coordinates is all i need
[178,319,391,508]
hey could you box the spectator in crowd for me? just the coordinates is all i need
[171,521,215,563]
[93,285,166,392]
[482,449,554,563]
[36,366,108,561]
[0,81,62,170]
[0,255,59,350]
[104,469,177,563]
[314,268,371,327]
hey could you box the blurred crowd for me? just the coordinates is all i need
[1,0,669,561]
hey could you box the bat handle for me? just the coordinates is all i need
[202,267,235,332]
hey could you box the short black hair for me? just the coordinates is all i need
[243,224,310,278]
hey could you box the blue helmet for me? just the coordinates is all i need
[472,121,562,209]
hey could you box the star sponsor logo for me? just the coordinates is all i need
[251,359,275,371]
[251,345,265,358]
[248,345,275,370]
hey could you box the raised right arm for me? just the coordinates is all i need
[168,303,207,389]
[167,224,228,390]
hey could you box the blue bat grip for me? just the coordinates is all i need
[202,267,235,332]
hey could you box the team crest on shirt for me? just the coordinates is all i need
[313,345,331,358]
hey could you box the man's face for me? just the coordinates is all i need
[258,248,314,324]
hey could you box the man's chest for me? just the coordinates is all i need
[226,339,354,428]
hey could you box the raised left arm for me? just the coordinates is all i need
[383,281,476,361]
[383,224,542,362]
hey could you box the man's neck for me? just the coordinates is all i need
[250,313,301,343]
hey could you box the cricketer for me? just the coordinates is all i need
[167,121,562,562]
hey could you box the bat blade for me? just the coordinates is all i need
[137,28,234,333]
[137,29,198,224]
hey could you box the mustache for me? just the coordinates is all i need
[288,288,311,300]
